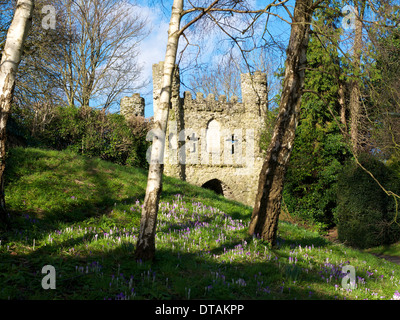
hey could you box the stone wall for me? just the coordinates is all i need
[120,93,145,119]
[160,62,268,206]
[123,62,268,207]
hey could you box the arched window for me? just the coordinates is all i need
[206,120,220,154]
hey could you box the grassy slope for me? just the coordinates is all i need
[1,147,400,300]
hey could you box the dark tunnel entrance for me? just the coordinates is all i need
[201,179,224,196]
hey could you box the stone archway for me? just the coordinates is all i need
[201,179,224,196]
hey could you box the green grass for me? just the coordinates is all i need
[365,243,400,257]
[1,147,400,300]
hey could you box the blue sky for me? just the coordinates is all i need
[129,0,296,118]
[94,0,378,116]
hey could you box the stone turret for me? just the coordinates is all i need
[240,71,268,116]
[120,62,269,206]
[152,61,185,179]
[120,93,145,118]
[152,61,181,116]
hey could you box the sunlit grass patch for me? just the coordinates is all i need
[1,147,400,300]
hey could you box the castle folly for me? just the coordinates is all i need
[121,62,268,206]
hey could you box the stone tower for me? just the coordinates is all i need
[152,61,186,180]
[241,71,268,117]
[120,93,145,119]
[152,61,269,207]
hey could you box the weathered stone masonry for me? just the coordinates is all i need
[122,61,268,207]
[120,93,145,119]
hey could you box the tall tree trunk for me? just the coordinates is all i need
[338,80,347,131]
[248,0,314,246]
[135,0,183,261]
[349,1,365,154]
[0,0,34,225]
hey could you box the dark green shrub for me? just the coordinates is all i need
[335,153,400,248]
[99,113,148,167]
[282,118,350,230]
[279,25,352,230]
[9,105,150,168]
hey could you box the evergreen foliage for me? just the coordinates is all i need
[282,4,351,230]
[336,153,400,248]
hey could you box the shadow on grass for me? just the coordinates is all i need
[2,151,147,244]
[0,234,339,300]
[1,147,340,300]
[276,235,330,249]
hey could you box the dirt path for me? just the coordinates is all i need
[371,254,400,265]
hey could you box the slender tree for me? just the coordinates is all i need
[134,0,283,260]
[0,0,34,224]
[188,54,242,99]
[54,0,149,110]
[135,0,228,261]
[135,0,185,261]
[363,1,400,159]
[348,0,366,154]
[248,0,317,245]
[10,0,71,136]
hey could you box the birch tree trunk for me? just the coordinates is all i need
[135,0,184,261]
[0,0,34,225]
[248,0,314,246]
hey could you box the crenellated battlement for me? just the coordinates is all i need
[183,91,245,113]
[120,62,269,206]
[121,62,268,118]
